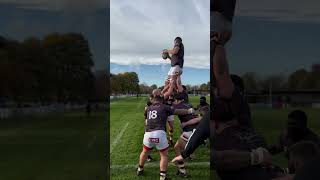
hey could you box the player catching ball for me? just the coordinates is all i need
[162,37,184,84]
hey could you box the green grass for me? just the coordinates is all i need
[110,96,210,180]
[0,111,107,180]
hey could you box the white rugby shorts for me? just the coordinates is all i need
[143,130,169,151]
[168,65,183,76]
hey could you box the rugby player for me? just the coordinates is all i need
[171,93,201,177]
[163,37,184,83]
[196,96,210,117]
[269,110,320,156]
[137,95,195,180]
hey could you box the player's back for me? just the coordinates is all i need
[145,102,173,132]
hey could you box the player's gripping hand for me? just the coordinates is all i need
[250,147,273,166]
[187,108,200,115]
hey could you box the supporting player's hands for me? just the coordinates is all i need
[250,147,273,166]
[187,108,195,114]
[187,108,200,115]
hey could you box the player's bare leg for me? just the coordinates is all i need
[171,74,179,91]
[174,138,188,177]
[137,147,150,176]
[159,148,169,180]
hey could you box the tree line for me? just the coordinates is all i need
[0,33,104,105]
[241,64,320,92]
[110,72,210,95]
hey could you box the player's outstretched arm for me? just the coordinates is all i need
[161,81,170,95]
[213,44,234,98]
[173,108,194,116]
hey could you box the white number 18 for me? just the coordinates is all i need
[149,110,158,119]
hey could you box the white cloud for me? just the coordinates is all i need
[110,0,210,69]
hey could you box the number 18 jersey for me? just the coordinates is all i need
[145,102,175,132]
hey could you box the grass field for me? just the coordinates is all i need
[0,111,106,180]
[111,97,320,180]
[110,96,211,180]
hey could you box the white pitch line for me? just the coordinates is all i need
[110,122,129,153]
[111,162,210,169]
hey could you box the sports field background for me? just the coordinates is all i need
[0,111,107,180]
[111,97,320,180]
[110,96,211,180]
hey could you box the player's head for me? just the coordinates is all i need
[230,74,244,93]
[152,89,161,97]
[148,94,154,101]
[200,96,207,105]
[153,95,163,103]
[174,36,182,44]
[287,110,308,140]
[288,141,320,173]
